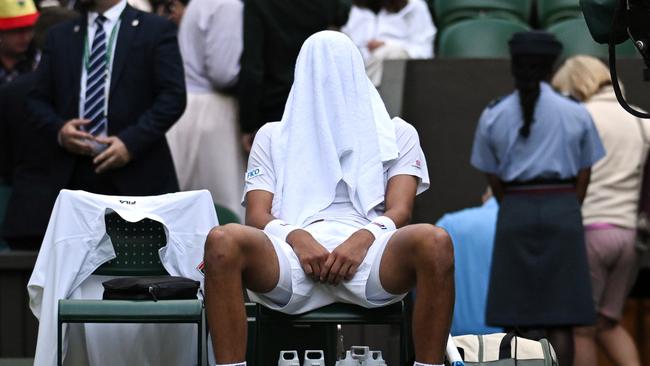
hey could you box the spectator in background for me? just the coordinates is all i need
[436,188,502,336]
[471,32,604,366]
[341,0,435,86]
[238,0,350,151]
[28,0,185,196]
[166,0,245,217]
[553,55,647,366]
[32,5,78,48]
[0,5,77,251]
[0,0,39,86]
[152,0,186,26]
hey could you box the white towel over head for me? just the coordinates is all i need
[271,30,399,226]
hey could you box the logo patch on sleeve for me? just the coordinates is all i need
[196,261,205,276]
[411,159,422,169]
[245,167,264,181]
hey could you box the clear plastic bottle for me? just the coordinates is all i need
[336,324,345,360]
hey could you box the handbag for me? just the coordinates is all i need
[450,332,557,366]
[102,276,200,301]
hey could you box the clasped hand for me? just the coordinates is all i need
[58,118,132,174]
[288,228,374,286]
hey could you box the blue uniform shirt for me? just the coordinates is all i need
[436,198,503,335]
[471,83,605,182]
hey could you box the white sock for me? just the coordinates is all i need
[216,363,246,366]
[413,362,443,366]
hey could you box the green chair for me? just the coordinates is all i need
[0,184,11,251]
[254,301,410,365]
[57,213,203,366]
[548,17,639,59]
[537,0,582,27]
[434,0,532,29]
[214,203,241,225]
[438,19,531,58]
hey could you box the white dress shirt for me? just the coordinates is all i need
[178,0,242,93]
[78,0,127,118]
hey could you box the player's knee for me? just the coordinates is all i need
[204,224,243,271]
[413,224,454,274]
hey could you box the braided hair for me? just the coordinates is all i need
[511,55,557,138]
[508,32,562,138]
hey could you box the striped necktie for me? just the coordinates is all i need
[84,15,108,136]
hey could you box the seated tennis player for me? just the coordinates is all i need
[203,31,454,366]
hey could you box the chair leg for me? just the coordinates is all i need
[255,305,262,366]
[57,321,63,366]
[198,318,203,366]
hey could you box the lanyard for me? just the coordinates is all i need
[83,17,121,71]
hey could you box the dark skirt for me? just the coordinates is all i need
[486,191,596,327]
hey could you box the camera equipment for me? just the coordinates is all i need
[581,0,650,118]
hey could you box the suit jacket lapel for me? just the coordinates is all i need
[110,5,138,95]
[69,15,86,109]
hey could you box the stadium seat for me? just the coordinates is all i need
[57,213,203,366]
[537,0,582,27]
[0,184,11,251]
[214,203,241,225]
[438,19,531,58]
[548,17,639,59]
[434,0,532,29]
[253,301,410,365]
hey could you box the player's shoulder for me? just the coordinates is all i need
[257,121,281,136]
[392,116,418,137]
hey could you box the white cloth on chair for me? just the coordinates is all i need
[28,189,217,366]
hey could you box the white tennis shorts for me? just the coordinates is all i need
[247,220,406,315]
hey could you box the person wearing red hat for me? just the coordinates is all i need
[0,0,39,85]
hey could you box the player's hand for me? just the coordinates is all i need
[322,229,374,285]
[93,136,132,173]
[58,119,94,156]
[367,39,385,52]
[287,229,330,282]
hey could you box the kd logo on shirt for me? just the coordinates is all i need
[245,167,263,181]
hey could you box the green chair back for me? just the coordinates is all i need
[93,212,168,276]
[438,19,531,58]
[214,204,241,225]
[548,17,639,59]
[434,0,532,29]
[0,184,11,251]
[537,0,582,27]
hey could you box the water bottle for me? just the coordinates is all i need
[351,346,370,362]
[335,350,358,366]
[303,350,326,366]
[362,351,387,366]
[278,350,300,366]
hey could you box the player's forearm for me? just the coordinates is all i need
[244,210,276,230]
[382,208,411,228]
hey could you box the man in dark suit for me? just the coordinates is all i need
[28,0,185,196]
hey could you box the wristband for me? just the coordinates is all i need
[264,219,299,242]
[362,216,397,240]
